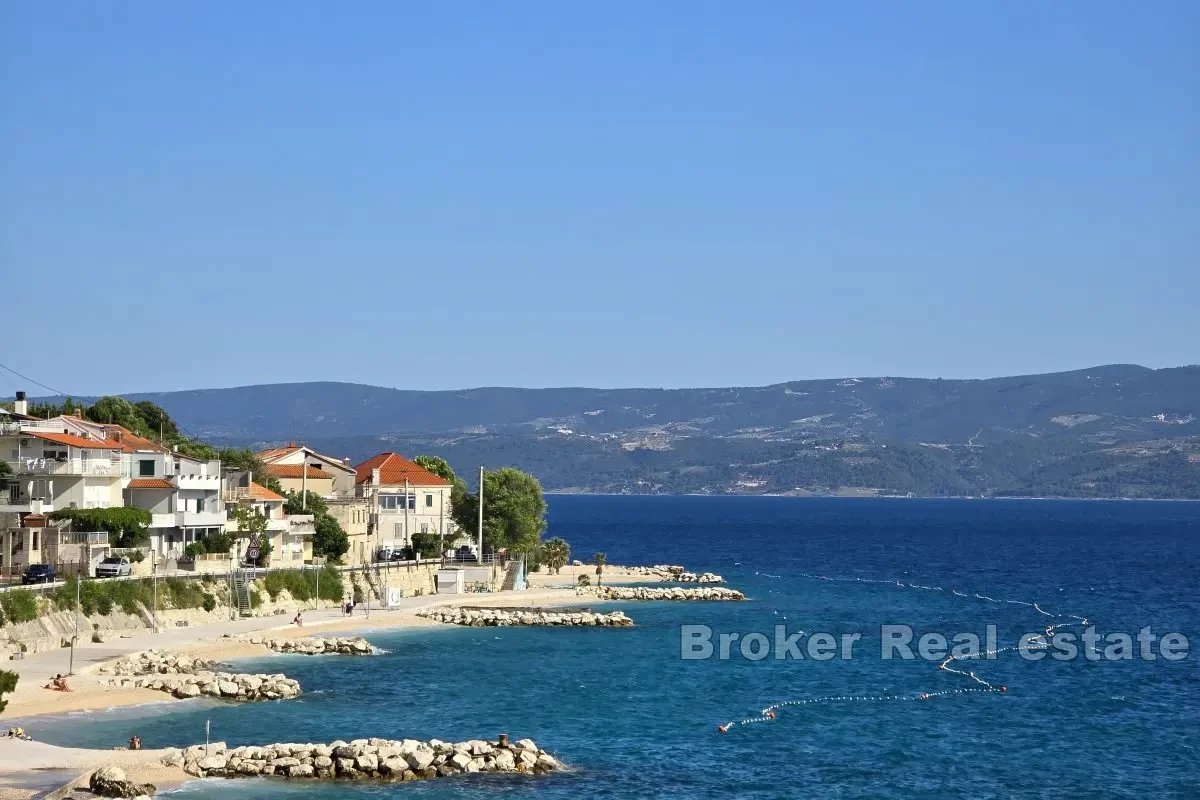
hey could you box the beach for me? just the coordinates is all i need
[0,566,659,795]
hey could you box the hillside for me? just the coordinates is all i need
[34,365,1200,498]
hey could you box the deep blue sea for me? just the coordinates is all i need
[29,497,1200,798]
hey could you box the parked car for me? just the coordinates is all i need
[21,564,56,584]
[452,546,478,563]
[375,547,413,562]
[95,556,132,578]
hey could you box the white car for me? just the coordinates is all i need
[96,556,132,578]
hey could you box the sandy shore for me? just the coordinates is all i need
[0,574,657,796]
[2,583,629,722]
[0,739,187,799]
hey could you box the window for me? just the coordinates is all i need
[425,494,433,508]
[420,523,429,534]
[139,460,155,476]
[197,498,205,513]
[32,531,39,550]
[408,494,416,510]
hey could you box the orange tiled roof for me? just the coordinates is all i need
[128,478,174,489]
[257,445,301,462]
[354,453,450,487]
[249,482,286,501]
[265,464,333,480]
[98,424,170,454]
[26,431,119,450]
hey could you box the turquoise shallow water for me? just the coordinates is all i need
[25,497,1200,798]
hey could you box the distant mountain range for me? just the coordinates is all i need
[35,364,1200,498]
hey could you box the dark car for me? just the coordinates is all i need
[21,564,56,584]
[453,546,478,563]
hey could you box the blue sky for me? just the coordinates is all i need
[2,2,1196,395]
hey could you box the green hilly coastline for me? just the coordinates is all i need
[46,364,1200,498]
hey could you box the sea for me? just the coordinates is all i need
[25,497,1200,798]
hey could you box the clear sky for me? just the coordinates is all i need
[2,2,1196,396]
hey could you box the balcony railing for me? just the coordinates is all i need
[4,458,121,477]
[222,487,252,502]
[57,532,109,546]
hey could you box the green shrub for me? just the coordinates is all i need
[261,568,339,603]
[0,589,39,624]
[202,595,216,612]
[0,669,17,714]
[96,595,114,616]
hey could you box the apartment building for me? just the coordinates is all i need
[223,470,314,565]
[353,452,456,554]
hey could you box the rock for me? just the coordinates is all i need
[174,683,201,698]
[198,754,228,771]
[355,753,379,772]
[288,764,315,777]
[404,747,436,771]
[313,755,333,769]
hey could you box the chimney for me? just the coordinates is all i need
[13,391,27,416]
[74,409,83,418]
[371,468,381,487]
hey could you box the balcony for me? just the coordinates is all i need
[150,511,226,529]
[222,487,252,502]
[4,458,121,477]
[0,496,54,515]
[58,532,109,546]
[176,473,221,490]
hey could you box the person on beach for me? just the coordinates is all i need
[129,735,142,750]
[45,674,71,692]
[293,611,303,626]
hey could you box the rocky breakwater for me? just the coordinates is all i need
[97,649,301,702]
[177,735,565,782]
[248,635,375,655]
[418,607,633,627]
[579,585,745,601]
[619,564,726,583]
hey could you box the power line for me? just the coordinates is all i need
[0,360,71,398]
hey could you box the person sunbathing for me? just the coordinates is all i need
[45,674,71,692]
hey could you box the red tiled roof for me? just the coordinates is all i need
[354,453,450,487]
[26,431,119,450]
[250,482,286,501]
[265,464,333,480]
[128,478,175,489]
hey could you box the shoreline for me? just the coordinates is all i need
[0,569,663,797]
[2,569,656,724]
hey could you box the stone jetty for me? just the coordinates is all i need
[167,734,565,781]
[98,649,217,677]
[418,606,633,627]
[97,649,301,702]
[246,635,375,655]
[579,585,745,601]
[616,564,726,583]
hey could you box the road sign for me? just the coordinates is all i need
[244,535,260,563]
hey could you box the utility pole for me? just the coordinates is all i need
[477,466,484,561]
[152,558,159,632]
[69,573,80,675]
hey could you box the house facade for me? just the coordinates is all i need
[257,444,356,497]
[223,470,314,565]
[353,453,456,554]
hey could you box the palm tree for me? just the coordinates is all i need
[592,551,606,586]
[541,537,570,575]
